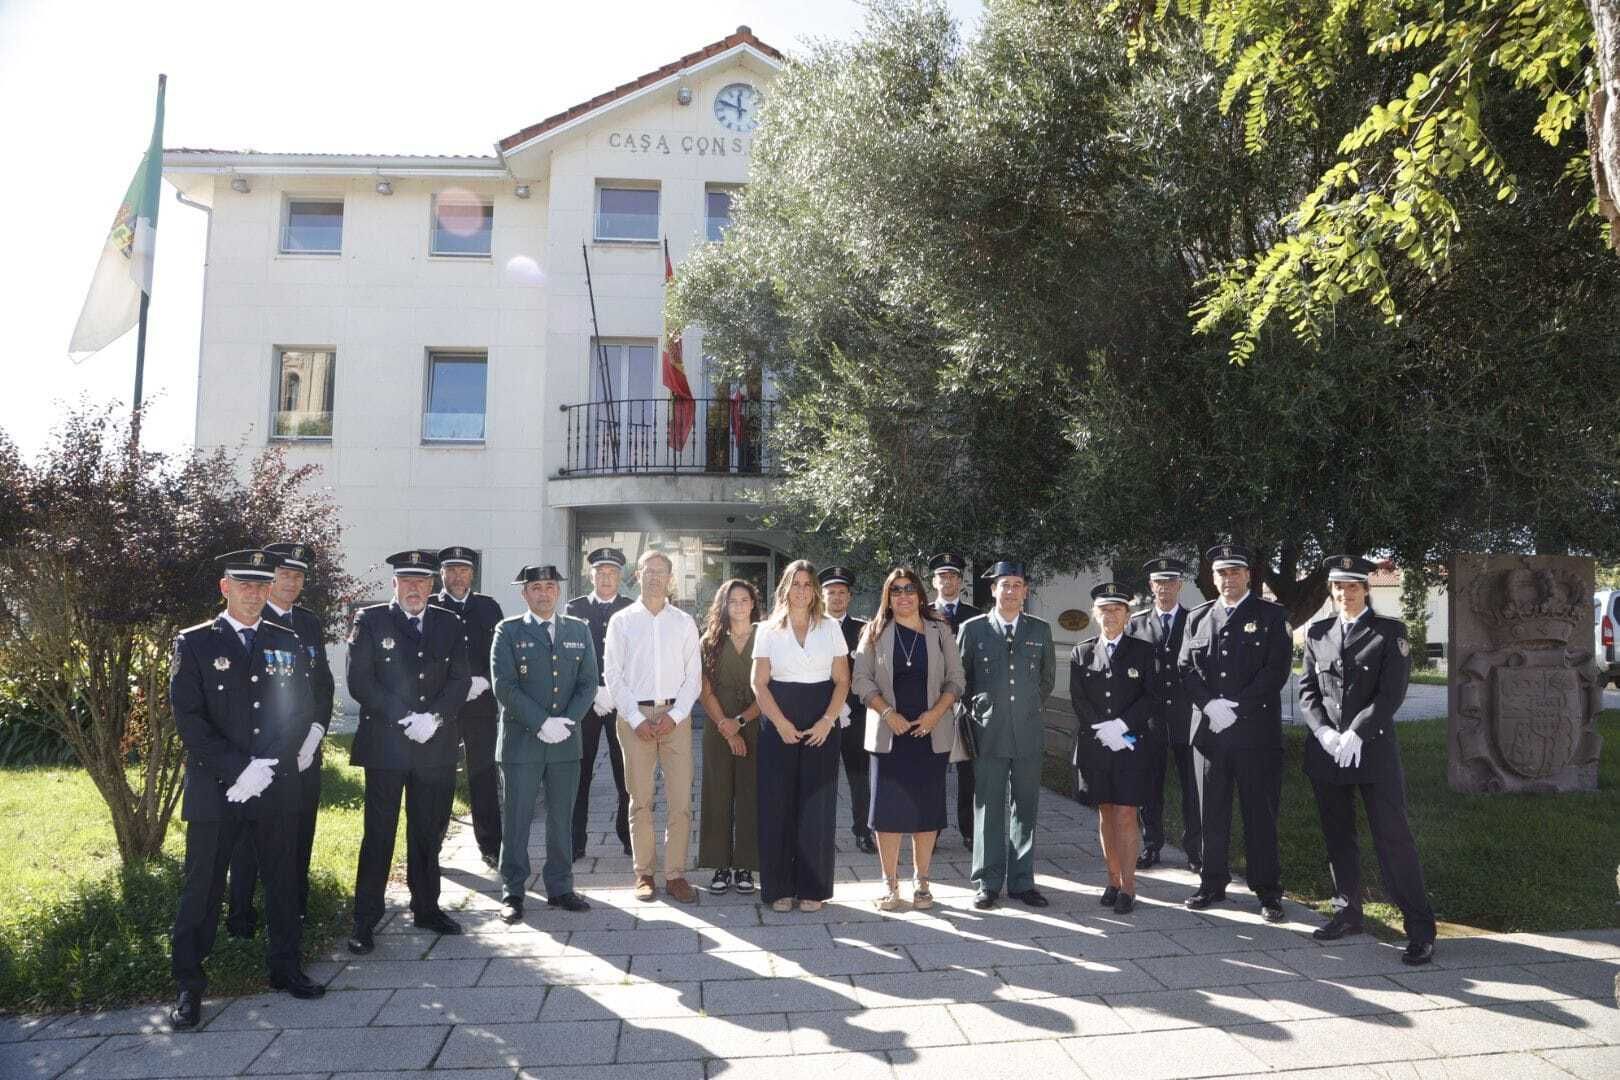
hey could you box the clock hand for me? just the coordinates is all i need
[720,96,742,114]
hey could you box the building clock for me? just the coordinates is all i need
[713,83,761,132]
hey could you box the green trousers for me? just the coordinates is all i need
[970,753,1042,894]
[697,718,759,871]
[498,758,581,901]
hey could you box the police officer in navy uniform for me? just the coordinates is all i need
[492,565,599,921]
[1127,556,1200,873]
[820,566,875,854]
[1177,543,1292,922]
[346,549,472,954]
[169,549,325,1029]
[565,547,634,860]
[435,545,505,869]
[226,542,334,938]
[1299,555,1436,964]
[927,552,980,851]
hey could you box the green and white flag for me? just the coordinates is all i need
[69,75,166,359]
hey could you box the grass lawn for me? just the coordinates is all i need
[0,734,470,1012]
[1044,710,1620,939]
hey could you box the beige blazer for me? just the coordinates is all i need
[850,617,966,756]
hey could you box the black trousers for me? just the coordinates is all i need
[757,680,841,903]
[839,716,872,840]
[1141,737,1202,863]
[1311,775,1436,943]
[172,808,300,993]
[461,711,502,858]
[227,749,322,930]
[1194,745,1283,902]
[573,707,631,852]
[955,760,976,842]
[353,764,456,930]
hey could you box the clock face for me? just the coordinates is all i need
[713,82,761,133]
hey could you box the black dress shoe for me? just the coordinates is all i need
[1260,901,1286,923]
[1099,885,1120,906]
[346,927,374,955]
[1312,910,1365,941]
[1010,887,1049,908]
[855,833,877,855]
[1114,892,1136,915]
[413,910,464,935]
[548,892,592,912]
[1184,889,1226,910]
[170,989,201,1029]
[500,899,524,924]
[1136,849,1160,870]
[480,851,499,870]
[973,889,998,909]
[1402,940,1436,966]
[269,970,326,999]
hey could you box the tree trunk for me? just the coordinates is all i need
[1589,0,1620,251]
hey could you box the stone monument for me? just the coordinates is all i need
[1447,553,1603,793]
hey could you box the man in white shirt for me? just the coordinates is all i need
[602,549,703,903]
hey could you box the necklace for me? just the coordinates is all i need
[896,623,921,668]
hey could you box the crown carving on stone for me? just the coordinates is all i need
[1468,562,1585,645]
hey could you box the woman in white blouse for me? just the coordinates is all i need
[751,560,851,911]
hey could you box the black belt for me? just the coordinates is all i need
[637,699,673,707]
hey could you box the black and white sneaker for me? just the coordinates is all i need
[733,869,755,894]
[709,867,733,895]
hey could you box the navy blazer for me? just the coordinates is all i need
[264,602,335,729]
[170,615,315,821]
[1298,611,1411,784]
[1127,605,1193,746]
[565,592,634,689]
[1178,593,1292,752]
[435,589,503,718]
[346,602,472,770]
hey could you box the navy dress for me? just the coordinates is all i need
[868,625,948,833]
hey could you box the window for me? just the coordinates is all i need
[431,193,493,256]
[272,349,335,439]
[705,186,736,243]
[594,184,659,242]
[280,198,343,253]
[423,351,488,442]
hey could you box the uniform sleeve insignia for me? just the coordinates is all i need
[1244,621,1258,633]
[381,637,396,651]
[1127,667,1140,679]
[1397,639,1410,657]
[213,656,231,671]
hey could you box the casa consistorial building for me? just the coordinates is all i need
[164,28,797,638]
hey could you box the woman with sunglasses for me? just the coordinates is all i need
[850,567,965,910]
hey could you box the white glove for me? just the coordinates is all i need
[837,701,853,729]
[1314,726,1342,757]
[593,686,615,715]
[466,676,491,702]
[1091,719,1131,752]
[297,724,325,772]
[398,712,439,744]
[1334,729,1364,769]
[225,757,277,802]
[539,715,576,744]
[1205,698,1239,733]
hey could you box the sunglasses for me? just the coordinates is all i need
[889,583,920,595]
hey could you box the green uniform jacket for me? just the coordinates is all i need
[492,611,598,765]
[958,612,1056,760]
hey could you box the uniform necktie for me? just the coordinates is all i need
[1107,640,1117,663]
[1161,612,1172,637]
[539,620,553,653]
[1003,623,1014,650]
[407,615,422,640]
[239,627,255,654]
[947,603,956,619]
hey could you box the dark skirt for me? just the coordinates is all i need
[1074,734,1151,808]
[868,627,947,833]
[756,679,841,903]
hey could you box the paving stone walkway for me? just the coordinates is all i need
[4,736,1617,1079]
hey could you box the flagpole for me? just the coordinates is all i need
[132,73,166,447]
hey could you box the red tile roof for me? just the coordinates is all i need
[497,26,782,153]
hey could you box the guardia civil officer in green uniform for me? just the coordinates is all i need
[1299,555,1436,965]
[492,564,599,922]
[958,561,1056,909]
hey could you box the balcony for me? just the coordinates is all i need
[559,397,779,477]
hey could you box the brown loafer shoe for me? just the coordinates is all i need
[634,875,656,902]
[664,876,698,904]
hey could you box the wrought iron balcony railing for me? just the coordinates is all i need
[559,397,779,477]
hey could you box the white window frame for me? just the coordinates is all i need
[421,349,490,445]
[593,181,661,243]
[278,195,345,255]
[429,193,494,257]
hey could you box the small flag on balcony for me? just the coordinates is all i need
[661,240,695,450]
[730,385,746,445]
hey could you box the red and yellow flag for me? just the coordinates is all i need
[661,242,695,450]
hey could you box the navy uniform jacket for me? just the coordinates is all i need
[565,592,634,693]
[1297,611,1411,784]
[171,616,316,821]
[435,589,503,718]
[930,599,980,635]
[958,612,1057,759]
[839,615,867,715]
[1127,605,1193,746]
[1068,633,1155,774]
[346,602,472,770]
[1177,593,1292,752]
[265,602,335,728]
[491,612,598,765]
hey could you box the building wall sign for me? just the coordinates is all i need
[605,131,751,157]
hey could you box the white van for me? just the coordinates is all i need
[1596,589,1620,687]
